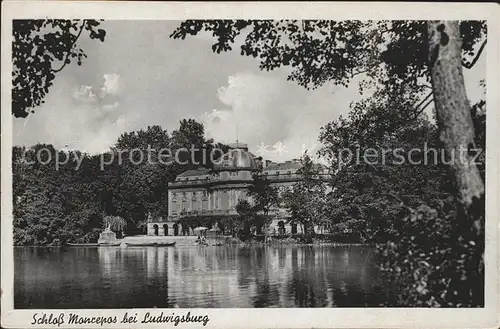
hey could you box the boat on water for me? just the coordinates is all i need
[125,241,157,247]
[66,241,122,247]
[100,241,122,246]
[156,242,176,247]
[125,241,176,247]
[66,243,99,247]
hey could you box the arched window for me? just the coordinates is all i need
[163,224,168,236]
[153,224,159,236]
[278,221,285,236]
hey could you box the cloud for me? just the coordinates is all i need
[101,73,121,96]
[72,73,121,104]
[201,72,289,147]
[201,72,359,162]
[72,85,98,103]
[14,73,131,154]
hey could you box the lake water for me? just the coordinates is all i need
[14,245,386,308]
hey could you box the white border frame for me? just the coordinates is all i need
[2,2,499,328]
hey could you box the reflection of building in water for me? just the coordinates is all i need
[147,142,330,236]
[95,246,377,308]
[266,247,294,307]
[164,247,249,307]
[145,247,167,279]
[98,247,122,277]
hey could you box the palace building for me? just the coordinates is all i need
[146,142,327,237]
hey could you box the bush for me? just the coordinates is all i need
[82,228,102,243]
[376,203,484,307]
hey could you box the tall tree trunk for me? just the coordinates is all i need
[427,21,485,208]
[427,20,485,306]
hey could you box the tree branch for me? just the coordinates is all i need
[414,91,433,111]
[418,96,434,113]
[52,20,86,73]
[463,39,486,69]
[417,83,433,90]
[352,68,370,77]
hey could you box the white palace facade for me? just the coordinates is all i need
[147,142,328,237]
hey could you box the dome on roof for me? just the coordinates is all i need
[215,146,258,170]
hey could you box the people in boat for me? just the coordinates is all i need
[195,234,205,245]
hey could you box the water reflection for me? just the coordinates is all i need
[15,245,383,309]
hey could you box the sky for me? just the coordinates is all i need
[12,20,486,162]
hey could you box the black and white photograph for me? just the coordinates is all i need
[1,2,499,328]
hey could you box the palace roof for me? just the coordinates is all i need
[177,167,211,177]
[264,161,303,171]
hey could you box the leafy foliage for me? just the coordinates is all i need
[248,168,280,215]
[377,203,484,307]
[282,154,328,240]
[12,19,106,117]
[12,120,214,245]
[103,215,127,232]
[317,83,485,306]
[234,169,280,239]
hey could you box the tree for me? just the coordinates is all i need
[248,168,280,216]
[103,215,127,233]
[426,21,484,210]
[234,169,280,239]
[318,83,485,306]
[171,119,210,171]
[114,125,173,224]
[115,125,171,151]
[12,144,103,245]
[12,118,224,244]
[12,19,106,117]
[170,19,486,213]
[282,154,327,240]
[235,199,255,240]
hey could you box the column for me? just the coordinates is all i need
[168,191,173,217]
[197,192,203,211]
[168,222,175,236]
[147,223,154,236]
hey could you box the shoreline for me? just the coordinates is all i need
[14,235,376,247]
[13,241,374,248]
[13,234,373,247]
